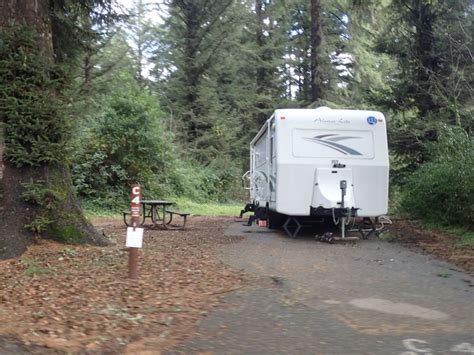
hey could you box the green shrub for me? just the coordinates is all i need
[399,125,473,227]
[72,83,177,203]
[170,158,243,203]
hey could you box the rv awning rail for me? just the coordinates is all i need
[250,113,275,146]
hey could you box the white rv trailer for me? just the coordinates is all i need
[244,107,389,238]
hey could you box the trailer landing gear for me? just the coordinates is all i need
[355,216,392,239]
[358,217,377,239]
[283,217,301,238]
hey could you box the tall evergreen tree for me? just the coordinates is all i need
[377,0,473,124]
[252,0,290,123]
[372,0,473,178]
[287,0,312,103]
[161,1,230,115]
[310,0,323,102]
[153,0,238,156]
[342,0,396,108]
[0,0,116,258]
[125,0,157,86]
[283,0,350,106]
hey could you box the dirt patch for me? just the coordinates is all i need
[0,216,250,354]
[388,219,474,275]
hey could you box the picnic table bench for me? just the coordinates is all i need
[165,209,190,229]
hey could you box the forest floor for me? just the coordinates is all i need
[387,219,474,275]
[0,216,251,354]
[0,216,472,354]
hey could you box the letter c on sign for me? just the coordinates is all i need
[132,186,140,195]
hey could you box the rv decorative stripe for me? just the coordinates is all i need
[303,134,363,156]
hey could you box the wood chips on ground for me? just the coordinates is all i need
[0,216,249,354]
[388,219,474,275]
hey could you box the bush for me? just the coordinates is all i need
[72,83,177,205]
[170,157,244,203]
[399,125,473,227]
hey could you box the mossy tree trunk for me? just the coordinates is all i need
[310,0,322,103]
[0,0,108,259]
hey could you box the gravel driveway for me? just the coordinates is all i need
[171,222,474,354]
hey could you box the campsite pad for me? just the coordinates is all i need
[0,216,250,354]
[169,221,473,354]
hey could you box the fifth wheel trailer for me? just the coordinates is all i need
[242,107,390,239]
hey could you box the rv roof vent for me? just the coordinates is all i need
[314,106,332,111]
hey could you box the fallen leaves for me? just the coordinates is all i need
[0,216,248,353]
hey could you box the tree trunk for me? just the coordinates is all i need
[412,0,438,117]
[84,51,93,91]
[179,1,204,138]
[0,0,108,260]
[310,0,322,103]
[254,0,271,125]
[135,0,145,87]
[255,0,265,93]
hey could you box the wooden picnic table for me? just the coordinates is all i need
[123,200,189,229]
[141,200,175,227]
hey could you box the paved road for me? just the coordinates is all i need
[171,222,474,355]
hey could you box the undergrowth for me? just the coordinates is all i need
[173,198,242,216]
[83,197,244,218]
[397,125,473,229]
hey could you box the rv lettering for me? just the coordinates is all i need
[313,117,350,125]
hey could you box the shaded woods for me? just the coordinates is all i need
[0,0,472,257]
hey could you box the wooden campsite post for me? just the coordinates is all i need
[128,184,141,279]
